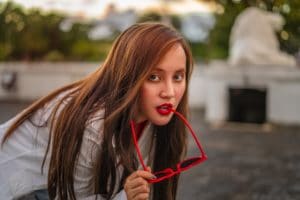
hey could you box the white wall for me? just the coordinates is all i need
[0,62,98,100]
[1,62,300,126]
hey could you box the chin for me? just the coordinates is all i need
[150,116,172,126]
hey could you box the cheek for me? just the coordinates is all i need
[142,82,160,96]
[176,84,186,100]
[140,84,156,106]
[140,85,150,101]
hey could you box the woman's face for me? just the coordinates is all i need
[136,44,187,126]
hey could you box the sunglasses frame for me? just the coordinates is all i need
[130,109,207,183]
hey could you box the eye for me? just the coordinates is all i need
[174,73,185,82]
[148,74,160,82]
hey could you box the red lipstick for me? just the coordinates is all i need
[156,103,173,115]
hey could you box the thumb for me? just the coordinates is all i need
[146,166,152,173]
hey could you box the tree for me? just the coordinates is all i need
[0,1,108,61]
[0,2,26,60]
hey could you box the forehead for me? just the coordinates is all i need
[154,44,186,71]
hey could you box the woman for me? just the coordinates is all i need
[0,22,194,200]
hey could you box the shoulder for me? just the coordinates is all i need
[78,110,105,167]
[30,90,74,126]
[84,108,105,146]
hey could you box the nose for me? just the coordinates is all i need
[160,80,175,99]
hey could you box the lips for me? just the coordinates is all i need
[156,103,173,115]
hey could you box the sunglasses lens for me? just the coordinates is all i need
[180,157,201,168]
[154,171,170,179]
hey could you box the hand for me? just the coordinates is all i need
[124,167,155,200]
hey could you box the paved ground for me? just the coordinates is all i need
[1,102,300,200]
[177,110,300,200]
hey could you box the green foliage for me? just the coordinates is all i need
[0,1,298,62]
[206,1,247,59]
[0,42,12,60]
[70,40,112,61]
[278,0,300,54]
[44,50,64,61]
[189,42,209,63]
[0,1,111,61]
[138,12,162,23]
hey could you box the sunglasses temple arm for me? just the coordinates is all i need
[130,120,148,171]
[172,109,207,158]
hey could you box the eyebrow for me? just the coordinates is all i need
[152,67,186,73]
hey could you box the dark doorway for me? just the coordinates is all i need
[228,88,266,124]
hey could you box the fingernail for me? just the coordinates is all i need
[151,175,157,179]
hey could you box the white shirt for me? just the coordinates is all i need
[0,94,155,200]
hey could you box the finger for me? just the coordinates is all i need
[127,170,155,182]
[131,184,150,198]
[128,177,149,190]
[124,177,150,200]
[133,192,149,200]
[146,166,151,173]
[135,170,156,180]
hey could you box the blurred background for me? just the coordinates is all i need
[0,0,299,62]
[0,0,300,199]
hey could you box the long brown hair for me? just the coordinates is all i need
[1,22,194,200]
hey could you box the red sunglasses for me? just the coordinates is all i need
[130,109,207,183]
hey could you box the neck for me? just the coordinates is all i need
[135,120,148,140]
